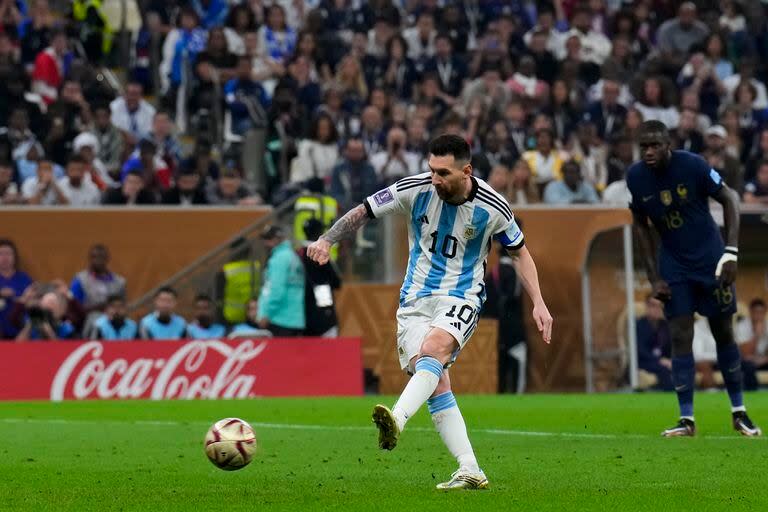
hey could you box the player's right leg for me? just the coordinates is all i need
[428,370,488,490]
[663,314,697,437]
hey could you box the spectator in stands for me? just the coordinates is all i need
[471,129,515,181]
[357,105,385,155]
[723,57,767,110]
[3,107,37,158]
[70,243,126,321]
[671,109,704,154]
[636,295,673,391]
[121,138,171,194]
[568,121,608,192]
[139,286,187,340]
[1,73,46,136]
[602,137,633,206]
[743,160,768,205]
[45,80,90,167]
[330,137,377,213]
[298,218,341,337]
[160,7,207,98]
[31,27,68,104]
[223,3,256,56]
[280,54,322,115]
[150,111,182,174]
[90,295,138,341]
[732,82,768,135]
[403,11,435,64]
[461,61,509,119]
[57,154,101,206]
[677,52,725,122]
[702,125,743,193]
[655,2,709,72]
[583,79,626,140]
[102,169,157,205]
[256,4,296,65]
[110,81,156,147]
[209,165,261,206]
[0,161,20,204]
[229,298,272,338]
[506,55,549,108]
[523,128,569,190]
[18,0,55,69]
[289,112,339,185]
[14,141,63,185]
[15,291,75,341]
[423,33,466,98]
[193,26,238,112]
[703,33,733,82]
[22,160,69,205]
[0,239,32,339]
[161,167,208,205]
[181,138,221,184]
[738,298,768,390]
[334,54,368,115]
[381,34,417,101]
[543,160,599,205]
[72,132,112,190]
[257,225,305,336]
[186,294,227,339]
[225,55,270,137]
[745,128,768,183]
[91,103,124,181]
[504,159,539,206]
[633,76,679,129]
[370,126,420,186]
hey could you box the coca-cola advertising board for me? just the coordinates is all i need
[0,338,363,401]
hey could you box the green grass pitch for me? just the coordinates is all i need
[1,393,766,511]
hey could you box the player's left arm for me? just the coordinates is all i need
[712,184,740,285]
[506,245,553,344]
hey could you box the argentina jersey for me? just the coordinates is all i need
[364,172,524,307]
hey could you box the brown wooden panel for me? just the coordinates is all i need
[2,208,270,300]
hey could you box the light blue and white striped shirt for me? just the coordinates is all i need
[364,173,524,308]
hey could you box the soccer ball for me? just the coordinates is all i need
[204,418,257,471]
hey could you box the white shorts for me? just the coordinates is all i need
[395,295,480,371]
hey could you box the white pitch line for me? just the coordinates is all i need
[0,417,763,441]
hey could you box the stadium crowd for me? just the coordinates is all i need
[0,0,768,209]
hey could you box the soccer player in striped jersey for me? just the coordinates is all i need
[307,134,553,490]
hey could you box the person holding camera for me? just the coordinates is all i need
[15,291,74,341]
[370,127,420,188]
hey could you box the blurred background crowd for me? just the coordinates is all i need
[1,0,768,210]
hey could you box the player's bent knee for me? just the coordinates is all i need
[420,329,459,365]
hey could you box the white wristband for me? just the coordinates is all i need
[715,252,738,278]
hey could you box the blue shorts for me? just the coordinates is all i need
[664,277,737,319]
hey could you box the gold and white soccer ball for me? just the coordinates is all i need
[204,418,257,471]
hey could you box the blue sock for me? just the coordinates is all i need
[672,354,695,418]
[716,343,744,410]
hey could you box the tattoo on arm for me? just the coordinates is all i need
[320,204,371,244]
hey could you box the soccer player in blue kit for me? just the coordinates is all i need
[628,120,761,437]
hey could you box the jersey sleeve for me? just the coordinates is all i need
[363,175,426,218]
[492,215,525,250]
[695,155,724,197]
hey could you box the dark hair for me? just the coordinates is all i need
[435,32,452,44]
[638,120,670,138]
[428,134,471,162]
[226,3,256,32]
[155,286,177,298]
[195,293,213,304]
[0,238,19,268]
[107,294,125,305]
[68,154,87,166]
[310,112,339,143]
[386,34,409,59]
[750,298,766,309]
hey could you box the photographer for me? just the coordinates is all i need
[15,291,74,341]
[370,127,420,187]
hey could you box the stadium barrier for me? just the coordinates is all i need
[0,338,363,401]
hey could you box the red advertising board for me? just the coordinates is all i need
[0,338,363,401]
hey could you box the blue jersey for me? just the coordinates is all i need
[139,313,187,340]
[627,150,724,283]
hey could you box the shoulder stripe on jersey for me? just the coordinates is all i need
[395,176,431,190]
[397,180,433,193]
[475,191,512,221]
[476,187,513,218]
